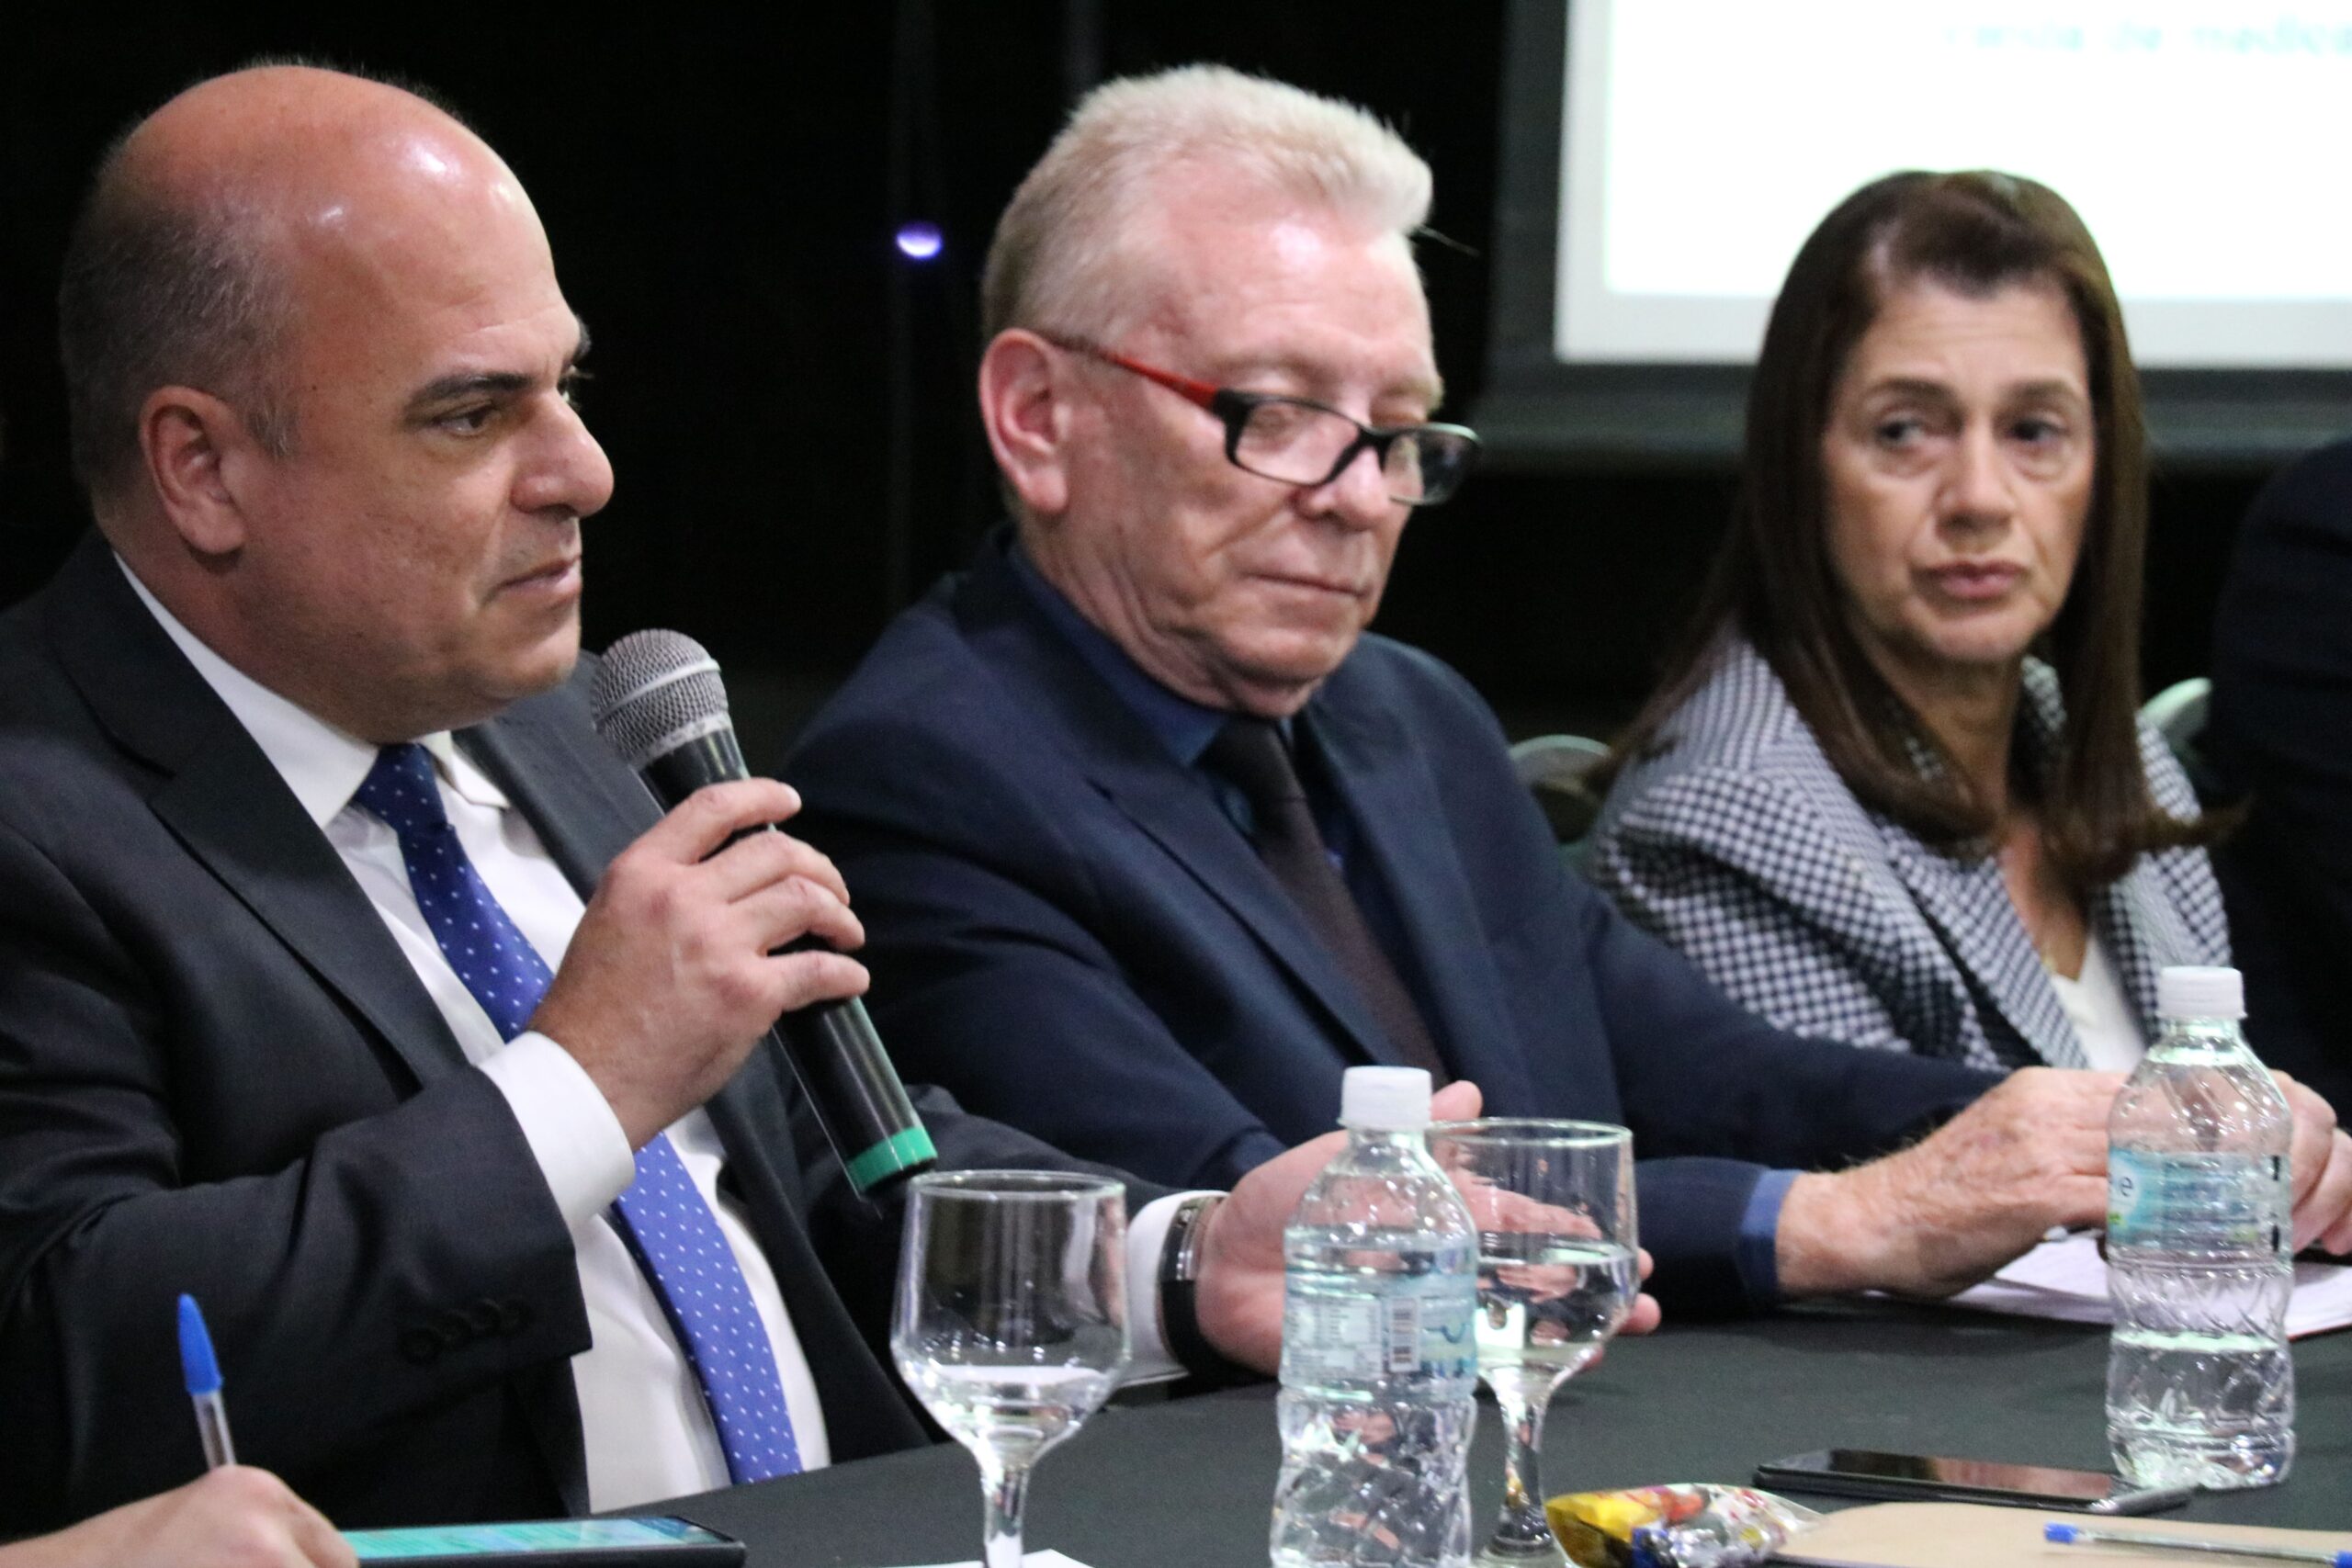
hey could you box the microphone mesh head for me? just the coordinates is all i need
[592,629,731,768]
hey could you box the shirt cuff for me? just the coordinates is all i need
[477,1031,637,1231]
[1737,1168,1801,1306]
[1122,1189,1218,1381]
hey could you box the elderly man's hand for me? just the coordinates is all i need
[2277,1072,2352,1256]
[1776,1067,2122,1299]
[8,1467,356,1568]
[1191,1081,1663,1373]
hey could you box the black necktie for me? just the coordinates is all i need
[1204,717,1448,1082]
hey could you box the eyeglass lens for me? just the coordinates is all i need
[1232,400,1469,504]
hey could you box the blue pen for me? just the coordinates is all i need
[2046,1520,2352,1567]
[176,1293,236,1469]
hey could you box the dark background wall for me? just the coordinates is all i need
[0,5,2283,760]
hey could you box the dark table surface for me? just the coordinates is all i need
[663,1304,2352,1567]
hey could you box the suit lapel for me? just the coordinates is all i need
[953,552,1402,1066]
[46,538,471,1090]
[151,753,480,1090]
[1871,668,2095,1071]
[1093,728,1405,1068]
[1307,676,1532,1100]
[1881,825,2086,1069]
[458,671,659,902]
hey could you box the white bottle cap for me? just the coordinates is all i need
[2156,964,2245,1021]
[1338,1066,1434,1131]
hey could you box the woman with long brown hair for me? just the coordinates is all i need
[1588,171,2225,1072]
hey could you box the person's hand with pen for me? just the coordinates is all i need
[0,1465,356,1568]
[0,1296,358,1567]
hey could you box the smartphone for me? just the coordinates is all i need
[341,1515,746,1565]
[1753,1449,2192,1516]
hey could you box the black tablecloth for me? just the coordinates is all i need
[662,1305,2352,1566]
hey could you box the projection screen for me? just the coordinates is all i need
[1478,1,2352,465]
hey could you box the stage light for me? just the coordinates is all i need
[895,221,944,260]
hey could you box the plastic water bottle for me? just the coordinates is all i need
[1271,1066,1477,1568]
[2105,964,2295,1489]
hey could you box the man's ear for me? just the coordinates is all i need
[138,385,259,557]
[978,330,1073,520]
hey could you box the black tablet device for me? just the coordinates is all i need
[1754,1448,2192,1516]
[342,1514,746,1565]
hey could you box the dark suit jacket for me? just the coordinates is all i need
[2208,436,2352,1111]
[0,536,1083,1532]
[784,539,1998,1315]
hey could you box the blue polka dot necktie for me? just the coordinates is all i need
[356,742,803,1483]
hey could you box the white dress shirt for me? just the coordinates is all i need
[122,561,1189,1509]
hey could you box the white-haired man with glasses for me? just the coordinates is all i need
[783,64,2282,1316]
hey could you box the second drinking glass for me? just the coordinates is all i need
[1428,1120,1637,1568]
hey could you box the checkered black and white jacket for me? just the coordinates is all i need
[1589,638,2229,1073]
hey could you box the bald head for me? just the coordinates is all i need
[54,63,611,742]
[58,65,523,519]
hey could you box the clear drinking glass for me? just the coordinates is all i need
[1428,1120,1637,1567]
[891,1170,1130,1568]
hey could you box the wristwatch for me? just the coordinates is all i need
[1156,1191,1235,1382]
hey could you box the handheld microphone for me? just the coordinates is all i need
[590,629,936,1195]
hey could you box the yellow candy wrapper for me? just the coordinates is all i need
[1547,1483,1820,1568]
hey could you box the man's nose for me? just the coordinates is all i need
[1304,440,1397,531]
[517,397,616,520]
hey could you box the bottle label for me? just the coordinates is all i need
[2109,1148,2288,1251]
[1282,1272,1476,1384]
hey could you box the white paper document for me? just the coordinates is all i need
[899,1552,1093,1568]
[1946,1234,2352,1339]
